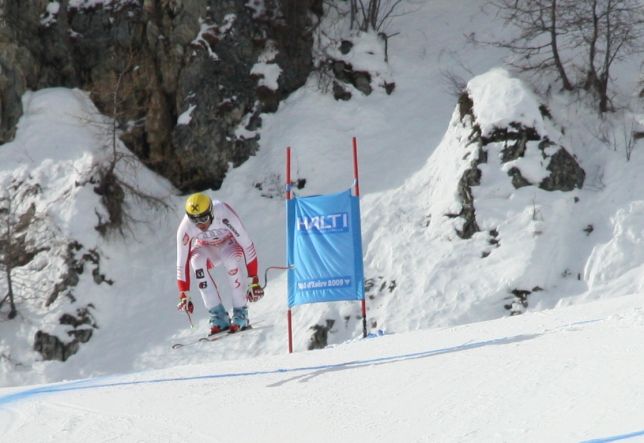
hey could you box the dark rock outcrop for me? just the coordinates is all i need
[0,0,321,192]
[308,319,335,350]
[34,305,96,361]
[451,91,585,240]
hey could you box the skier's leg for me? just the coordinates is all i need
[190,247,222,309]
[190,247,230,331]
[220,239,248,308]
[220,239,249,330]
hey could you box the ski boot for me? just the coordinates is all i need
[229,306,249,333]
[208,304,230,335]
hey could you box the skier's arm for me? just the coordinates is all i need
[176,217,192,292]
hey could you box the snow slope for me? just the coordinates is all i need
[0,293,643,442]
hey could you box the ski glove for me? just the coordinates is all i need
[177,292,194,314]
[246,275,264,303]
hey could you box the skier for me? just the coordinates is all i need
[176,192,264,334]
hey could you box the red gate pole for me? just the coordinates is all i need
[352,136,361,197]
[286,146,294,353]
[352,137,367,338]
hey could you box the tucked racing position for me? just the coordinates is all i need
[176,193,264,334]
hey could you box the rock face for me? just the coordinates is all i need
[447,78,586,316]
[0,0,321,192]
[0,176,110,362]
[34,305,97,362]
[454,90,585,240]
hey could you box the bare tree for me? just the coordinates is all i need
[84,48,170,237]
[0,181,48,319]
[348,0,405,32]
[484,0,575,90]
[441,60,475,98]
[320,0,405,32]
[622,117,637,161]
[484,0,644,112]
[0,196,18,320]
[317,0,407,70]
[568,0,644,112]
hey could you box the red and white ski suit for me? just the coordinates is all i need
[176,200,257,310]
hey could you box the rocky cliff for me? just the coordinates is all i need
[0,0,321,192]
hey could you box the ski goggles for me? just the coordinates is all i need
[188,213,211,224]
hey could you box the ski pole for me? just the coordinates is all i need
[184,307,194,328]
[261,265,293,289]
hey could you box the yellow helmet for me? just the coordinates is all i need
[185,193,213,223]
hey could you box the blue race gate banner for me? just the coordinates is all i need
[287,189,364,308]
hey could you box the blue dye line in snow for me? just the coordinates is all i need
[581,429,644,443]
[0,318,606,410]
[0,334,529,407]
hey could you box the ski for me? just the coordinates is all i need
[171,324,258,349]
[171,329,238,349]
